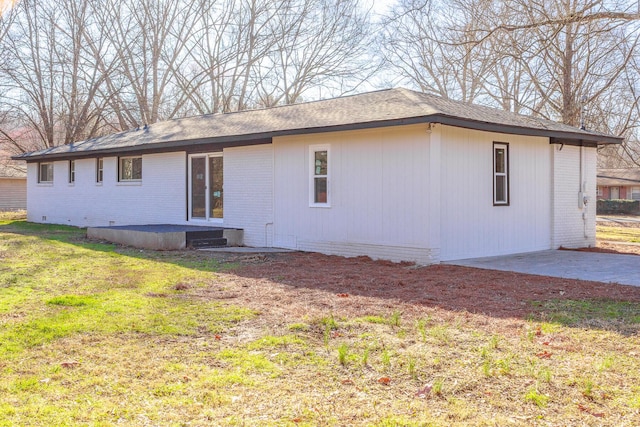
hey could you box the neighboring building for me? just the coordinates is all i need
[0,161,27,211]
[597,168,640,200]
[13,88,622,263]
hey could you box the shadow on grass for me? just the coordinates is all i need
[0,220,236,272]
[3,220,640,335]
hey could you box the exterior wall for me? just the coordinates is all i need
[0,178,27,211]
[272,125,436,264]
[551,145,597,248]
[27,152,187,227]
[598,185,639,200]
[223,144,274,247]
[439,125,552,261]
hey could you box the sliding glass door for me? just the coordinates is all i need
[189,154,223,221]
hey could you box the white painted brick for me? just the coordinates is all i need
[551,145,597,248]
[223,145,274,247]
[27,152,187,227]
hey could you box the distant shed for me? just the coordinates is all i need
[0,163,27,211]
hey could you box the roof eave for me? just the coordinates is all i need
[13,114,622,162]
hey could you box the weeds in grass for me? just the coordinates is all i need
[537,367,552,384]
[482,359,492,377]
[288,323,309,332]
[582,378,595,399]
[381,349,391,370]
[416,318,428,342]
[597,355,614,371]
[524,388,549,407]
[429,325,450,344]
[362,347,370,366]
[433,378,444,396]
[389,310,401,327]
[407,356,417,379]
[338,343,349,366]
[490,335,500,349]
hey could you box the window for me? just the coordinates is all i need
[493,142,509,205]
[597,186,603,198]
[118,156,142,181]
[631,186,640,200]
[96,158,103,183]
[310,145,329,206]
[68,160,75,183]
[38,162,54,183]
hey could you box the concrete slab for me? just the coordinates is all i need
[87,224,243,250]
[446,250,640,287]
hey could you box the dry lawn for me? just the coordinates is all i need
[1,217,639,426]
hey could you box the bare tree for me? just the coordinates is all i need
[0,0,112,150]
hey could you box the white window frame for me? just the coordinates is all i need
[597,186,603,197]
[118,156,142,182]
[38,162,54,184]
[68,160,75,184]
[187,152,224,223]
[96,158,103,184]
[493,142,509,206]
[309,144,330,207]
[630,186,640,200]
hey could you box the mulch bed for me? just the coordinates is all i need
[226,251,640,324]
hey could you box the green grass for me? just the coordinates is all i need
[597,224,640,243]
[2,218,640,425]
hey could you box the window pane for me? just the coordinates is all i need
[191,157,206,218]
[495,148,505,173]
[120,157,142,180]
[495,176,506,203]
[132,158,142,180]
[315,177,327,203]
[40,163,53,182]
[209,156,223,219]
[314,151,327,176]
[97,159,103,182]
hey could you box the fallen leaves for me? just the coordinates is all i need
[536,350,552,359]
[336,293,349,298]
[578,404,605,418]
[415,384,432,398]
[377,377,391,385]
[60,360,79,368]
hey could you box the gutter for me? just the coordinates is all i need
[12,114,623,163]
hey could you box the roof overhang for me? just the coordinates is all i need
[13,114,623,163]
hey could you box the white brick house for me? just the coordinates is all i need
[14,89,621,263]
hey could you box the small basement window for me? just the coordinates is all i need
[119,156,142,181]
[69,160,75,183]
[38,162,54,183]
[310,145,329,206]
[493,142,509,205]
[96,158,103,183]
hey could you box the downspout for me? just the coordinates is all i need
[579,145,588,239]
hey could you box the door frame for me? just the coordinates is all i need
[187,152,223,223]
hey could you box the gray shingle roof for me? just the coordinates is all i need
[14,88,622,161]
[597,168,640,186]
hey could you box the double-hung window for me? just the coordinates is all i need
[493,142,509,206]
[631,186,640,200]
[310,145,329,206]
[96,158,103,183]
[119,156,142,181]
[38,162,54,183]
[68,160,75,183]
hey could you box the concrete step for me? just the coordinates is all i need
[189,237,227,248]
